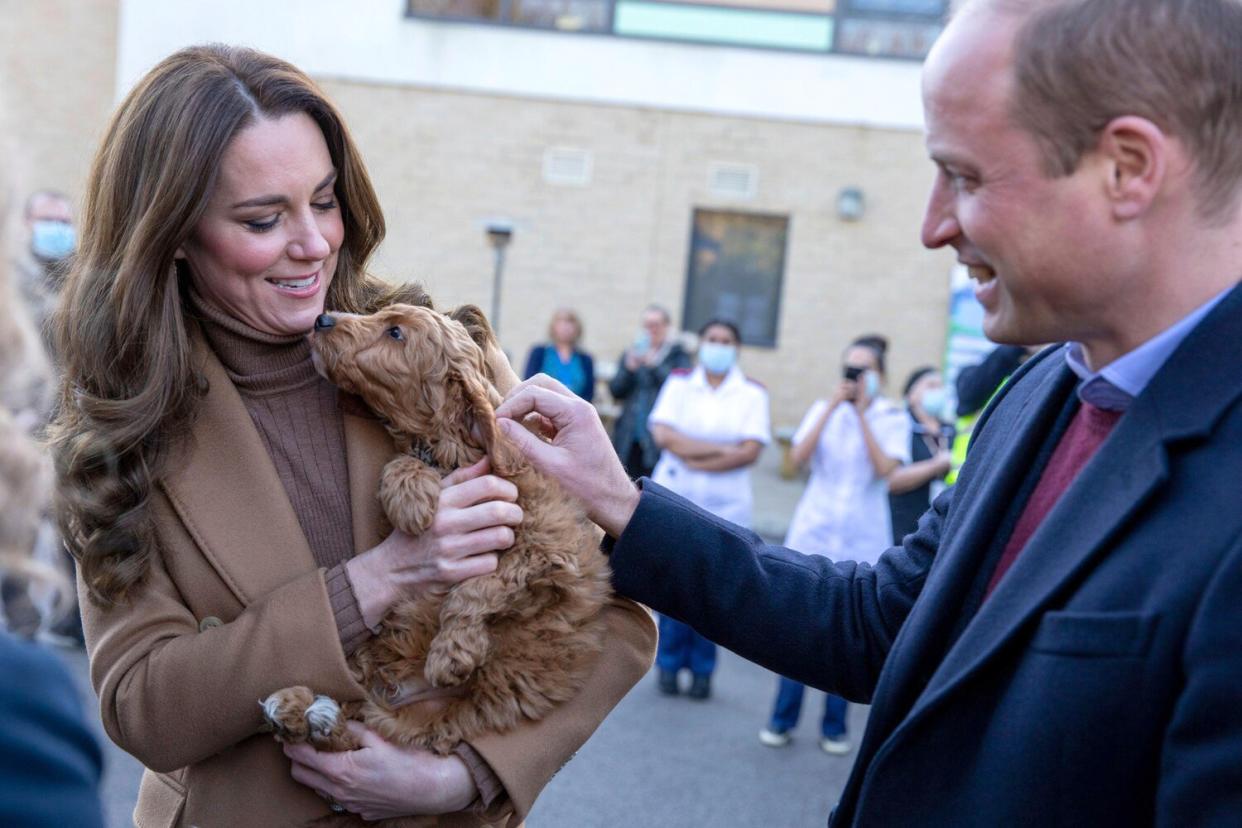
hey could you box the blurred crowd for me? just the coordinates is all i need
[521,300,997,755]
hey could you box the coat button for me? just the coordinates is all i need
[198,616,223,632]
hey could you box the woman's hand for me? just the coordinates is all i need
[285,723,478,820]
[830,379,857,411]
[346,458,523,629]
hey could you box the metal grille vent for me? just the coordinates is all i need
[708,162,758,200]
[542,147,593,186]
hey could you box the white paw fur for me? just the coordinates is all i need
[260,694,282,725]
[306,695,341,737]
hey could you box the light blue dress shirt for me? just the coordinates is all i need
[1065,285,1235,411]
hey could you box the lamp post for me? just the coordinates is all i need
[485,220,513,339]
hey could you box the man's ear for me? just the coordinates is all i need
[1097,116,1168,221]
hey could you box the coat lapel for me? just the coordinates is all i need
[909,400,1168,718]
[160,342,316,605]
[898,282,1242,731]
[861,354,1077,742]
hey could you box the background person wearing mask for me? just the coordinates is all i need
[608,304,691,479]
[647,318,769,699]
[758,335,909,754]
[15,190,75,353]
[522,307,595,401]
[888,367,954,542]
[0,168,104,827]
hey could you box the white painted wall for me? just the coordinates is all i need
[116,0,926,130]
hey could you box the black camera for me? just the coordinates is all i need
[843,365,865,381]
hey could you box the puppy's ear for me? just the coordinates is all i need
[448,305,496,350]
[459,369,523,478]
[449,304,519,396]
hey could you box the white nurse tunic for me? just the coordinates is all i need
[648,365,771,528]
[783,397,911,564]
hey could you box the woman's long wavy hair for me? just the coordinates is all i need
[48,44,426,606]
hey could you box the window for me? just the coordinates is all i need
[834,0,945,57]
[408,0,612,31]
[407,0,947,59]
[682,209,788,347]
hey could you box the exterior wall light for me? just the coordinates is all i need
[836,187,865,222]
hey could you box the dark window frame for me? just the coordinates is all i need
[680,207,790,349]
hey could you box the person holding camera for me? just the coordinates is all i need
[758,334,909,754]
[609,305,692,479]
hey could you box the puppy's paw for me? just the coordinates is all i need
[424,644,476,688]
[304,695,345,746]
[261,686,316,744]
[380,455,441,535]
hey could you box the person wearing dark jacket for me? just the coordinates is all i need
[495,1,1242,823]
[888,367,953,542]
[954,345,1026,417]
[608,305,691,478]
[0,632,105,828]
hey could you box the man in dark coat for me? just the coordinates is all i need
[497,0,1242,825]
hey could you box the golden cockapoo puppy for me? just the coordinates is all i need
[262,304,612,766]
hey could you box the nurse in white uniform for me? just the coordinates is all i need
[647,318,770,700]
[757,335,910,754]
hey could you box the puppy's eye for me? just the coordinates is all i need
[387,326,405,342]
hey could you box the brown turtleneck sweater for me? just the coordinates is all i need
[192,293,371,653]
[192,294,506,812]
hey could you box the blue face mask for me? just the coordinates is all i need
[698,342,737,375]
[920,387,948,420]
[31,220,75,261]
[863,370,881,399]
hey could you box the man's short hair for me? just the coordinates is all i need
[1004,0,1242,221]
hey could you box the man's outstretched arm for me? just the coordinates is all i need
[496,374,943,699]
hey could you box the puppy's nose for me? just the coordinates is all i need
[314,313,335,331]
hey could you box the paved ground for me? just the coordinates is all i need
[57,445,843,827]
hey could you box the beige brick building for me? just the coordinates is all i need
[2,0,958,428]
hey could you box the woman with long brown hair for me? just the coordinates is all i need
[48,45,654,826]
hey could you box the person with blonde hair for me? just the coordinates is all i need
[49,44,653,826]
[522,307,595,401]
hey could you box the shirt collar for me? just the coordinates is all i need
[690,364,744,391]
[1065,284,1233,410]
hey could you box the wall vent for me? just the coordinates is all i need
[708,162,758,200]
[542,146,593,186]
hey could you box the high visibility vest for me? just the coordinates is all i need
[946,377,1011,485]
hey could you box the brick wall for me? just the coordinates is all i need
[324,79,956,426]
[0,2,957,426]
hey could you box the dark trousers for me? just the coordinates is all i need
[656,615,717,677]
[624,443,655,481]
[768,675,848,738]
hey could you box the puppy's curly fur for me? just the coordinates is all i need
[263,304,612,799]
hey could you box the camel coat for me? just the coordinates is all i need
[80,341,656,827]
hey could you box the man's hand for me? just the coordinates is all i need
[496,374,641,538]
[284,723,478,820]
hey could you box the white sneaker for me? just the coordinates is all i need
[758,728,792,747]
[819,735,851,755]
